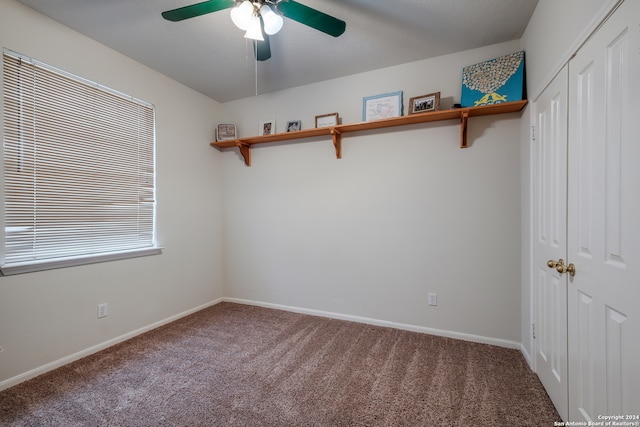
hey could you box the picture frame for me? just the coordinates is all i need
[216,123,237,141]
[286,120,302,132]
[461,50,525,107]
[362,91,403,121]
[315,112,339,128]
[408,92,441,114]
[259,119,275,136]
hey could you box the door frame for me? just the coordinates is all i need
[526,0,624,365]
[526,0,627,419]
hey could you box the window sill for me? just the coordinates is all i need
[0,247,163,276]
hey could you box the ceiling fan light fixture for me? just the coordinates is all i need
[260,5,283,35]
[230,0,254,31]
[162,0,346,62]
[244,14,264,41]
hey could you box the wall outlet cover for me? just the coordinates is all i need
[428,293,438,306]
[97,303,108,318]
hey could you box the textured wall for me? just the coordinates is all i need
[222,41,524,344]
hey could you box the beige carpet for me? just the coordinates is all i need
[0,302,560,426]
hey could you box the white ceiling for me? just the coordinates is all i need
[17,0,538,103]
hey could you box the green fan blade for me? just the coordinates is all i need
[255,30,271,61]
[278,1,346,37]
[162,0,235,22]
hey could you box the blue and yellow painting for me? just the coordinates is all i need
[461,51,525,107]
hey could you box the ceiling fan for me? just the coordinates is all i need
[162,0,346,61]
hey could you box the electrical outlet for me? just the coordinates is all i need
[428,293,438,306]
[97,303,108,319]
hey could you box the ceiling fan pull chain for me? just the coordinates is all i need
[255,45,258,96]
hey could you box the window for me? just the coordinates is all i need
[1,50,159,275]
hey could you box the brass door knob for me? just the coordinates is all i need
[547,259,576,276]
[567,263,576,276]
[555,259,576,277]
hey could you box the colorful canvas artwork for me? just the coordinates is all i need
[461,51,525,107]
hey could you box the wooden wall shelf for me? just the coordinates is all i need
[211,100,527,166]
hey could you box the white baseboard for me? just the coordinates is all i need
[2,297,530,392]
[520,343,535,371]
[223,297,522,350]
[0,298,224,392]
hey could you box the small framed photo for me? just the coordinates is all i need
[260,119,275,136]
[363,91,403,121]
[216,123,237,141]
[286,120,302,132]
[315,113,339,128]
[409,92,441,114]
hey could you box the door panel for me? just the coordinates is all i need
[567,0,640,419]
[533,65,569,421]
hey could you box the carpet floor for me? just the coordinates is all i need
[0,302,560,426]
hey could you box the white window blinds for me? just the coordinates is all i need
[2,50,158,274]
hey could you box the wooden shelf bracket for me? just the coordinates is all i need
[237,141,251,166]
[460,111,469,148]
[331,129,342,159]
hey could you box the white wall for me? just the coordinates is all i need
[221,40,524,344]
[0,0,225,388]
[523,0,619,98]
[518,0,619,363]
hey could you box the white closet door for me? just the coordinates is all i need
[567,0,640,419]
[533,65,569,421]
